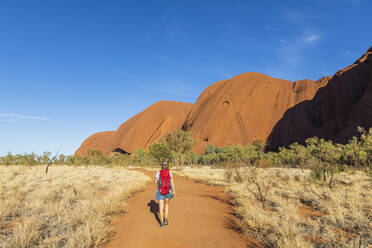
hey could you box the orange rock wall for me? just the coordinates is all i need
[75,47,372,155]
[268,47,372,148]
[183,72,328,153]
[75,101,193,156]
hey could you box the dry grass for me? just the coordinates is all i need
[0,166,150,248]
[143,166,227,186]
[177,166,372,248]
[172,166,227,186]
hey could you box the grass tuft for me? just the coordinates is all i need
[177,166,372,247]
[0,166,150,248]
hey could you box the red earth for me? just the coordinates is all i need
[105,169,263,248]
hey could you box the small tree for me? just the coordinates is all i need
[45,151,59,174]
[23,153,37,169]
[66,155,77,166]
[202,152,223,165]
[149,142,173,165]
[244,143,262,165]
[86,149,104,166]
[223,144,245,163]
[307,138,342,188]
[185,151,199,165]
[42,151,52,165]
[57,154,66,165]
[163,131,195,167]
[81,156,90,169]
[2,152,13,166]
[201,144,224,165]
[111,153,131,167]
[133,149,154,167]
[356,127,372,174]
[14,154,23,165]
[36,155,43,165]
[246,162,270,211]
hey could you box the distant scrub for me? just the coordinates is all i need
[1,128,372,178]
[196,128,372,181]
[171,128,372,247]
[1,129,372,247]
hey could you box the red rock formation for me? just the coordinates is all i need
[75,131,115,156]
[326,47,372,141]
[76,47,372,155]
[75,101,193,156]
[268,46,372,148]
[110,101,193,154]
[183,72,328,153]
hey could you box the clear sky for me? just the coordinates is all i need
[1,0,371,155]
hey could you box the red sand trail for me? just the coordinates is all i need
[105,169,262,248]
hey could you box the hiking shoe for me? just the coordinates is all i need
[164,218,168,225]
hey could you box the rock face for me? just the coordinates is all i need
[182,72,329,153]
[110,101,193,154]
[268,46,372,148]
[75,131,116,156]
[75,46,372,155]
[75,101,193,156]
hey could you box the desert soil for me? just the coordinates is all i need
[105,169,262,248]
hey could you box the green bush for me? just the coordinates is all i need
[162,130,195,167]
[149,142,173,165]
[1,127,371,174]
[133,149,154,167]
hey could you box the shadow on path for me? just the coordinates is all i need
[147,200,160,224]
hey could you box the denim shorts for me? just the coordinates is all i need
[156,190,172,200]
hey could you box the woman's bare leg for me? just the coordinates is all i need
[159,200,164,223]
[164,199,169,220]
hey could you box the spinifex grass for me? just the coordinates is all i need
[0,166,150,248]
[178,166,372,248]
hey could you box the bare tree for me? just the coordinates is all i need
[246,163,269,211]
[45,151,59,174]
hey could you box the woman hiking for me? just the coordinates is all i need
[155,161,176,227]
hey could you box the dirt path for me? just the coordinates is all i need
[106,169,262,248]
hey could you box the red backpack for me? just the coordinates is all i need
[159,169,171,195]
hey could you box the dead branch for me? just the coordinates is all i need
[45,151,59,174]
[247,163,269,211]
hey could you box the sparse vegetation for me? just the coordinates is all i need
[0,166,150,248]
[149,142,173,165]
[3,128,371,175]
[233,169,372,247]
[159,130,196,167]
[175,166,372,247]
[169,128,372,247]
[1,128,372,247]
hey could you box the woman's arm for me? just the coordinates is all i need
[155,177,159,193]
[155,172,159,184]
[171,177,176,194]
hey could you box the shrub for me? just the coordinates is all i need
[2,152,14,166]
[162,130,195,167]
[133,149,154,167]
[149,142,173,165]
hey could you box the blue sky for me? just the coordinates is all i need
[1,0,371,155]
